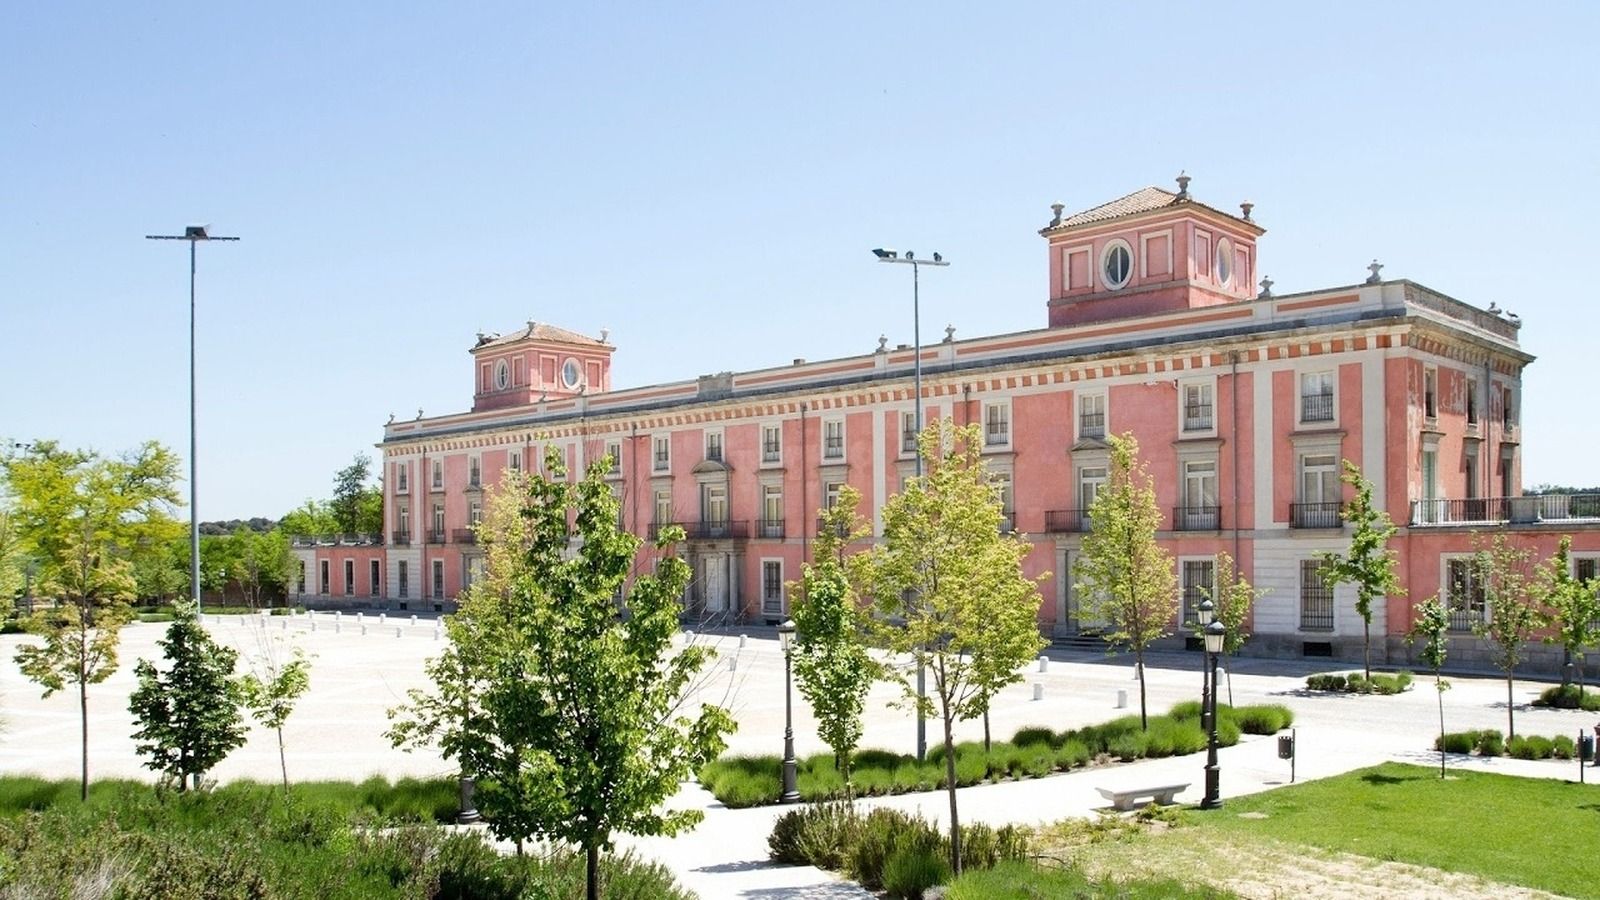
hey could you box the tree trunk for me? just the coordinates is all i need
[1363,620,1372,683]
[1506,672,1515,739]
[586,841,600,900]
[1436,670,1446,779]
[942,714,962,875]
[277,726,289,793]
[1224,660,1234,708]
[1136,649,1148,730]
[79,680,88,802]
[982,709,991,755]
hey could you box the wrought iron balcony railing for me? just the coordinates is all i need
[1300,392,1334,423]
[1290,502,1343,529]
[1172,506,1221,531]
[683,520,749,540]
[452,528,477,545]
[1043,509,1089,533]
[1410,494,1600,526]
[758,518,786,539]
[391,530,411,546]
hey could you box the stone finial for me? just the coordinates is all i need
[1505,312,1521,328]
[877,335,889,353]
[386,412,396,425]
[1486,302,1500,315]
[526,319,538,334]
[599,327,610,343]
[1049,202,1065,227]
[943,324,956,343]
[475,331,486,343]
[1175,171,1191,200]
[1258,276,1273,298]
[1240,201,1254,221]
[1366,259,1384,284]
[415,408,424,420]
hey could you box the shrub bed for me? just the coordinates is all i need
[1532,684,1600,711]
[767,803,1029,895]
[1432,729,1581,760]
[704,703,1291,807]
[1306,671,1412,694]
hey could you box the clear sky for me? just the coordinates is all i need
[4,2,1597,520]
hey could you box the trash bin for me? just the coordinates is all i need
[1278,733,1295,760]
[1582,733,1596,763]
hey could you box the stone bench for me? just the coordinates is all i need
[1096,783,1189,811]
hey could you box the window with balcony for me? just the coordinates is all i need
[1080,466,1107,517]
[396,464,408,493]
[1182,382,1214,433]
[370,560,381,598]
[705,430,724,463]
[468,457,481,488]
[762,425,781,464]
[823,419,845,461]
[1299,559,1334,631]
[901,412,918,455]
[984,401,1011,447]
[606,441,622,475]
[1445,557,1486,632]
[1466,378,1479,426]
[1078,393,1106,440]
[431,504,446,543]
[1295,454,1341,527]
[653,489,673,534]
[432,560,445,600]
[762,559,784,616]
[1181,558,1215,625]
[344,559,355,596]
[398,561,408,599]
[469,501,482,525]
[296,561,306,595]
[396,505,410,544]
[824,480,843,510]
[1423,367,1438,420]
[431,460,443,490]
[509,450,521,472]
[993,472,1014,531]
[1502,386,1515,428]
[761,485,784,538]
[701,483,728,526]
[1178,460,1219,530]
[1300,371,1334,424]
[653,436,670,473]
[319,560,329,595]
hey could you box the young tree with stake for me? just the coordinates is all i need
[1320,460,1402,683]
[1408,595,1452,778]
[1538,535,1600,702]
[128,602,249,791]
[1470,534,1544,738]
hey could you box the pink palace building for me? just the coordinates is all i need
[293,177,1600,673]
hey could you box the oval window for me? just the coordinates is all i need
[562,358,583,390]
[494,359,510,390]
[1216,239,1233,287]
[1102,240,1133,290]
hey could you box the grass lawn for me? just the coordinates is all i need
[1195,762,1600,898]
[947,860,1237,899]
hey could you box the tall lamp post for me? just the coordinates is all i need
[1196,598,1215,733]
[145,225,239,613]
[872,247,948,762]
[1202,618,1226,809]
[778,619,800,803]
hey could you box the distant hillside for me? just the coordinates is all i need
[197,517,278,536]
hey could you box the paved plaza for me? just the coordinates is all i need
[3,614,1597,897]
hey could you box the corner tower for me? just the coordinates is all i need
[1041,174,1265,327]
[469,321,614,412]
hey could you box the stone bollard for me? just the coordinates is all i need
[356,612,364,625]
[396,627,403,638]
[1038,655,1048,673]
[360,624,367,636]
[729,657,737,672]
[433,627,441,641]
[1116,689,1128,709]
[379,613,386,626]
[311,620,318,632]
[281,617,288,631]
[335,620,341,634]
[1033,683,1044,701]
[739,634,748,649]
[410,615,418,626]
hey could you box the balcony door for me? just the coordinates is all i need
[1299,454,1340,527]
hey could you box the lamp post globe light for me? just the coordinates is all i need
[1196,597,1215,732]
[778,618,800,804]
[145,225,240,614]
[872,247,949,762]
[1202,618,1226,810]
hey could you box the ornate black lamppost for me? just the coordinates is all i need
[778,619,800,803]
[1202,618,1226,809]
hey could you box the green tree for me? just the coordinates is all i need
[864,421,1046,875]
[1538,536,1600,700]
[1075,433,1176,731]
[791,486,878,799]
[391,451,734,900]
[1319,460,1403,683]
[1207,551,1263,706]
[1407,595,1451,778]
[240,636,312,792]
[1469,534,1544,738]
[132,538,185,604]
[129,602,248,790]
[6,440,182,799]
[0,509,26,604]
[230,528,294,607]
[330,454,382,535]
[279,499,337,538]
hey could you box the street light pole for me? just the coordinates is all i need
[778,619,800,803]
[1202,618,1226,809]
[146,226,239,614]
[872,248,948,762]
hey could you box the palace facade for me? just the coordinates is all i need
[293,177,1600,672]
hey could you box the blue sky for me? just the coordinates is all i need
[4,2,1597,519]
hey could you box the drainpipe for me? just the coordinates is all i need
[1230,351,1241,564]
[962,383,972,426]
[630,422,638,536]
[801,403,810,564]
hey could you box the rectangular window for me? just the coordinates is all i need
[344,559,355,596]
[762,485,784,538]
[762,560,784,616]
[1181,460,1218,529]
[1079,466,1107,516]
[1502,386,1515,427]
[468,500,482,525]
[1296,454,1341,527]
[762,425,782,464]
[1446,558,1485,632]
[463,556,483,593]
[1182,382,1214,432]
[823,419,845,460]
[1423,367,1438,420]
[701,483,728,525]
[320,560,330,595]
[606,440,622,474]
[510,450,521,472]
[653,436,670,472]
[431,460,443,489]
[1465,378,1478,426]
[1299,559,1334,631]
[432,504,445,535]
[370,559,381,598]
[705,430,724,463]
[824,480,843,510]
[396,464,408,493]
[984,401,1010,447]
[297,560,306,594]
[1181,559,1215,625]
[432,560,445,600]
[1078,393,1106,439]
[469,457,481,488]
[993,472,1014,531]
[398,561,409,599]
[1300,371,1335,423]
[654,489,673,527]
[901,412,918,454]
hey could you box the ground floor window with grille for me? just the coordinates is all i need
[1445,557,1486,632]
[370,559,381,598]
[432,559,445,600]
[296,561,306,595]
[320,560,329,595]
[762,560,784,616]
[344,560,355,596]
[398,561,409,599]
[1300,559,1334,631]
[1181,558,1214,625]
